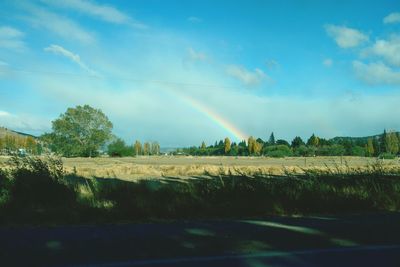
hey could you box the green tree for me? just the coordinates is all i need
[372,138,380,156]
[380,129,388,153]
[276,139,290,146]
[108,138,132,157]
[388,131,399,155]
[291,136,305,148]
[307,134,319,147]
[224,137,231,154]
[201,141,206,150]
[264,145,292,158]
[45,105,113,157]
[365,138,374,157]
[268,132,275,145]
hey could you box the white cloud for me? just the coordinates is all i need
[383,12,400,24]
[44,44,98,76]
[323,58,333,67]
[0,111,11,117]
[325,24,369,48]
[41,0,147,29]
[0,26,25,51]
[353,60,400,85]
[188,16,202,23]
[226,65,267,86]
[23,5,95,44]
[363,35,400,67]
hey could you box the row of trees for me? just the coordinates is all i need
[108,139,160,157]
[0,134,41,155]
[180,131,400,158]
[26,104,399,158]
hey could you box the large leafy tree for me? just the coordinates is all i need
[46,105,113,157]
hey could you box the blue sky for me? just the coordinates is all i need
[0,0,400,146]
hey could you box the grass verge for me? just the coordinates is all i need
[1,156,399,225]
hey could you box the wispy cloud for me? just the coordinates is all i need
[23,4,95,44]
[42,0,147,29]
[187,47,207,61]
[325,24,368,48]
[353,60,400,85]
[44,44,98,76]
[188,16,202,23]
[323,58,333,67]
[226,65,267,86]
[383,12,400,24]
[0,26,25,51]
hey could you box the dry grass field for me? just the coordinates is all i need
[2,155,398,181]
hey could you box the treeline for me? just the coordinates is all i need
[39,105,161,158]
[179,130,400,158]
[107,139,160,157]
[0,134,42,155]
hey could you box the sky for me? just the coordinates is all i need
[0,0,400,147]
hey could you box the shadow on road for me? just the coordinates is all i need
[1,213,400,266]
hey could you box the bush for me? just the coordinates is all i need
[107,138,133,157]
[264,145,292,158]
[379,153,396,159]
[1,156,79,224]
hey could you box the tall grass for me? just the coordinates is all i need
[0,156,399,224]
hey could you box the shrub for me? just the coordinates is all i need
[107,138,133,157]
[264,145,292,158]
[379,153,396,159]
[2,156,79,223]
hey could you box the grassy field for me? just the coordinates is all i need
[1,155,396,180]
[1,156,400,224]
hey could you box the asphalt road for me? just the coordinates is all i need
[1,213,400,267]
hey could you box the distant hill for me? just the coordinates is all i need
[0,127,37,139]
[330,132,398,144]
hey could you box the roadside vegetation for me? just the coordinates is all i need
[1,156,399,225]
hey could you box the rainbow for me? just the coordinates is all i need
[168,89,248,141]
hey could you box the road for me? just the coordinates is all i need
[1,213,400,266]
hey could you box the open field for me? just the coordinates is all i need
[1,156,399,180]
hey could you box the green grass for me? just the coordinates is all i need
[1,156,400,225]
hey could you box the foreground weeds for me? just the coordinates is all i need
[1,156,400,225]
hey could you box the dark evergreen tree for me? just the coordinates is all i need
[291,136,305,148]
[268,132,275,145]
